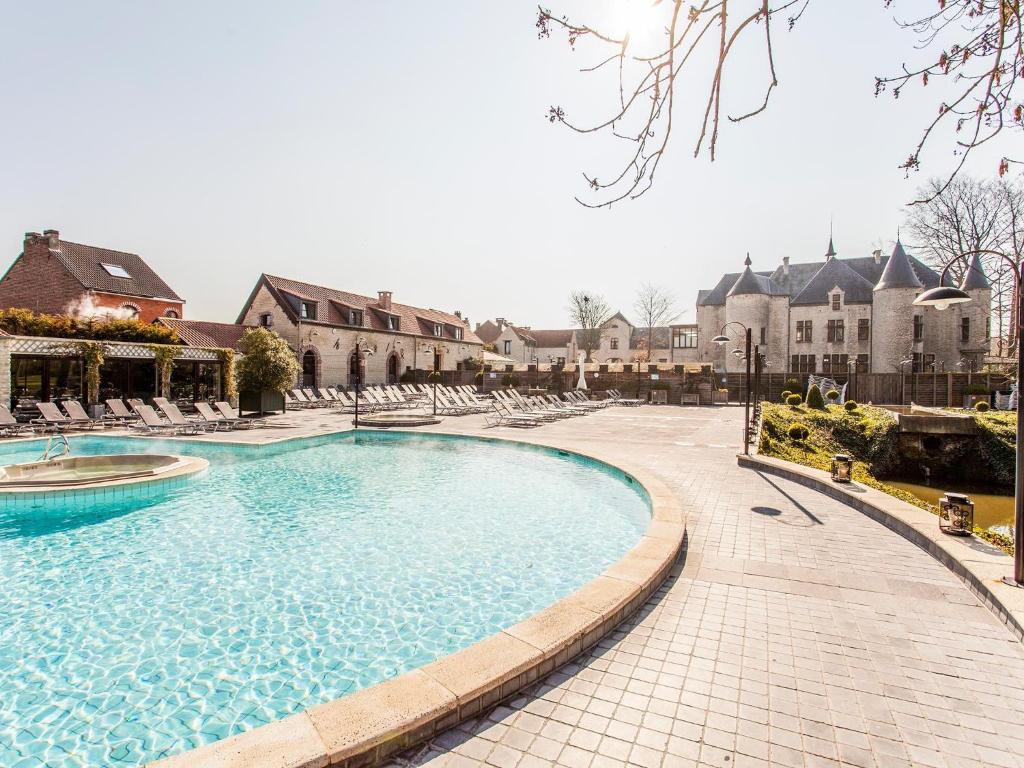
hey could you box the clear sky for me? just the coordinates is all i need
[0,1,1009,329]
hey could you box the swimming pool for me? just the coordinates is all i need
[0,431,649,767]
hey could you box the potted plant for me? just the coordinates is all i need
[963,383,990,409]
[236,328,300,415]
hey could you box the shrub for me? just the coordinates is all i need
[780,390,792,402]
[806,384,826,410]
[399,370,416,383]
[427,370,443,383]
[787,422,810,441]
[844,400,858,412]
[856,418,870,432]
[975,400,991,412]
[786,393,803,406]
[825,389,840,401]
[235,328,301,394]
[0,307,179,344]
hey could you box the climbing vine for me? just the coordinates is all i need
[73,341,106,405]
[217,348,237,402]
[148,344,181,398]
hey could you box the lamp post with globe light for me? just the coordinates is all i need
[711,322,752,454]
[913,248,1022,587]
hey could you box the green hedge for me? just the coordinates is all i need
[0,307,179,344]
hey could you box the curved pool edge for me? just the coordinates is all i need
[147,430,685,768]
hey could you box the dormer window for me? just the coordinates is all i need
[387,315,399,331]
[454,327,463,340]
[433,323,443,337]
[300,301,316,320]
[101,263,132,279]
[832,293,841,311]
[348,310,363,326]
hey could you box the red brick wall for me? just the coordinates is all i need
[0,234,184,321]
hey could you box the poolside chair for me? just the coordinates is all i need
[35,402,86,432]
[495,392,557,422]
[292,389,324,408]
[60,399,111,429]
[327,388,360,411]
[215,401,268,427]
[384,386,419,408]
[433,389,477,416]
[526,396,574,419]
[545,394,590,416]
[607,389,645,407]
[0,405,36,437]
[315,387,344,407]
[564,391,607,409]
[153,398,216,432]
[194,401,249,430]
[129,404,202,435]
[283,391,309,410]
[483,401,542,428]
[445,388,488,413]
[106,398,140,425]
[303,388,335,407]
[127,398,148,415]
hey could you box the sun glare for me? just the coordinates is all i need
[607,0,665,47]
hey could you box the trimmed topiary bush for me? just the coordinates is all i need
[786,393,803,406]
[787,422,810,441]
[780,390,792,402]
[975,400,991,412]
[844,400,858,412]
[826,389,840,401]
[806,384,826,410]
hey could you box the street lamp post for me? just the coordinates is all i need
[914,248,1022,587]
[712,323,752,454]
[351,337,374,429]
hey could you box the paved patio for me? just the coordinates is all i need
[375,405,1024,768]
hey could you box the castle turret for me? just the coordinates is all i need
[724,254,771,372]
[872,240,923,371]
[958,251,991,368]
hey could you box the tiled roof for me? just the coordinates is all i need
[728,265,774,297]
[790,257,876,306]
[52,239,183,301]
[604,311,633,326]
[960,251,990,290]
[530,329,575,347]
[510,326,537,343]
[698,271,775,306]
[156,318,253,350]
[875,241,923,290]
[247,274,481,344]
[474,320,503,344]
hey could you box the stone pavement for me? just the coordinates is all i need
[380,406,1024,768]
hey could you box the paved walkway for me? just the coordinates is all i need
[376,406,1024,768]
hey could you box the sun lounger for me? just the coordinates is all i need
[60,400,108,429]
[545,394,590,415]
[129,404,202,435]
[444,388,489,413]
[564,391,607,409]
[0,405,35,436]
[607,389,645,407]
[152,398,214,432]
[284,391,311,409]
[432,389,476,415]
[106,398,140,424]
[193,401,246,430]
[494,392,557,421]
[483,401,542,428]
[215,402,268,427]
[35,401,88,431]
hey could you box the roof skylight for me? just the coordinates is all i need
[100,263,132,279]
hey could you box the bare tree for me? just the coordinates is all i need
[567,291,612,362]
[537,1,1024,207]
[904,176,1023,354]
[633,284,681,362]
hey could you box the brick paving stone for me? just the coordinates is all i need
[386,408,1024,768]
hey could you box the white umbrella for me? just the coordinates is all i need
[576,352,587,390]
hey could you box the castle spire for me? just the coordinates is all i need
[874,239,923,290]
[959,251,990,291]
[826,220,836,259]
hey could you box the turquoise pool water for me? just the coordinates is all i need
[0,432,649,767]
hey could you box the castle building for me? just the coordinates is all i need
[695,240,991,374]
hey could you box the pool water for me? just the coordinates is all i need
[0,432,649,767]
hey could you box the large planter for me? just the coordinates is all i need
[240,389,285,415]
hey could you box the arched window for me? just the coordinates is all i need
[387,353,399,384]
[120,303,140,320]
[164,309,179,319]
[302,350,317,387]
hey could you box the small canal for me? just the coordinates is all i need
[887,480,1013,536]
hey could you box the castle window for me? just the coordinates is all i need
[986,317,991,338]
[300,301,316,320]
[760,327,766,345]
[259,313,272,327]
[961,317,970,343]
[913,315,923,342]
[858,318,870,340]
[790,354,816,373]
[348,310,363,326]
[827,319,844,342]
[387,315,399,331]
[610,338,619,350]
[503,340,512,355]
[796,320,812,343]
[832,293,841,311]
[856,353,869,372]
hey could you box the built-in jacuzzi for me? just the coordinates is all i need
[0,453,209,518]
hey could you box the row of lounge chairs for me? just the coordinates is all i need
[128,398,268,435]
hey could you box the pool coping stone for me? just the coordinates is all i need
[146,427,685,768]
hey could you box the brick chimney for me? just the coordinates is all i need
[782,256,790,276]
[43,229,59,249]
[454,310,462,319]
[873,249,882,264]
[377,290,392,311]
[496,317,506,327]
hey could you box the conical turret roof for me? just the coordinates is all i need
[825,237,837,259]
[728,254,771,296]
[874,240,923,290]
[959,251,990,291]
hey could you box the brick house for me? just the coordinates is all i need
[0,230,184,322]
[236,274,482,387]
